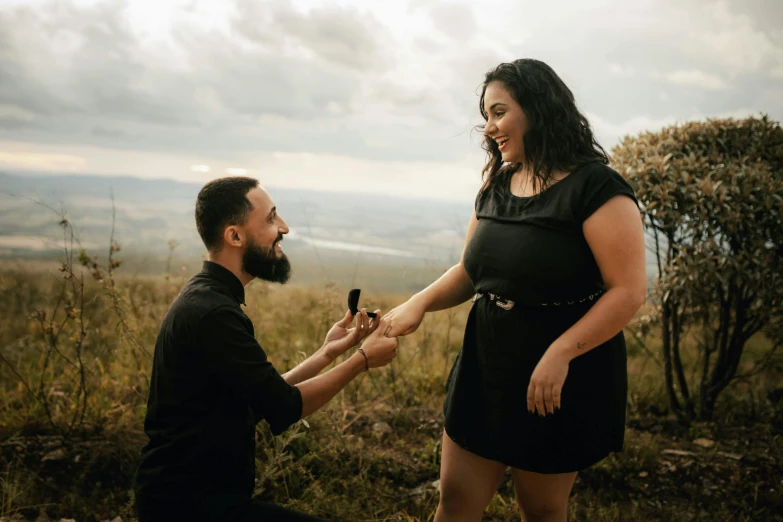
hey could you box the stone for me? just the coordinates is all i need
[717,451,743,461]
[42,448,66,461]
[371,422,392,437]
[662,449,697,458]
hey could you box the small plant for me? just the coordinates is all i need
[0,458,34,518]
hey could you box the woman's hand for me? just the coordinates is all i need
[382,298,427,338]
[323,309,379,360]
[527,350,571,416]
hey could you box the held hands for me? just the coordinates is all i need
[527,350,571,416]
[381,298,427,338]
[323,308,380,361]
[358,316,398,369]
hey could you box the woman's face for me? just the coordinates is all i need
[483,81,529,164]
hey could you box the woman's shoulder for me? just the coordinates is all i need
[569,161,623,183]
[562,162,633,195]
[568,162,638,222]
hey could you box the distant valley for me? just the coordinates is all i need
[0,171,659,293]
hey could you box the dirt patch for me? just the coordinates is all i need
[0,429,143,522]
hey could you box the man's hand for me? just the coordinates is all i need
[323,308,380,361]
[359,317,399,369]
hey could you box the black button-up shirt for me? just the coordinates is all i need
[134,261,302,499]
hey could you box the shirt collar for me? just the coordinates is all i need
[201,261,246,305]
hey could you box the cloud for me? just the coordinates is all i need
[609,63,636,78]
[0,1,201,128]
[683,0,783,77]
[233,0,394,72]
[0,150,87,171]
[0,104,37,129]
[0,0,780,198]
[588,107,764,150]
[586,112,681,150]
[421,2,478,42]
[0,0,487,164]
[665,69,729,90]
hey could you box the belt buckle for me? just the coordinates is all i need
[473,292,514,310]
[495,298,514,310]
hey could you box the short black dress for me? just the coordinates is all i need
[444,162,638,474]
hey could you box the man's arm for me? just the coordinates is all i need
[296,351,367,416]
[296,317,398,417]
[282,309,376,385]
[200,307,396,433]
[199,306,304,435]
[281,348,335,386]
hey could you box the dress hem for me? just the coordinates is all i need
[443,427,619,475]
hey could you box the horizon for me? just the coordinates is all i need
[0,169,478,203]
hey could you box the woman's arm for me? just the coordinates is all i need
[551,195,647,357]
[528,195,647,415]
[411,210,480,311]
[384,210,479,336]
[409,263,476,313]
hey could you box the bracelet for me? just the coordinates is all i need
[356,348,369,372]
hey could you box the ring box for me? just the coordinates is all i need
[348,289,378,318]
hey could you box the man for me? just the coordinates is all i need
[134,177,398,521]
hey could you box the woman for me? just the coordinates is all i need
[383,59,647,522]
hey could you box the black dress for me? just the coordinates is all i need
[444,162,638,474]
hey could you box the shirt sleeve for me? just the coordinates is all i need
[576,165,639,223]
[198,306,302,435]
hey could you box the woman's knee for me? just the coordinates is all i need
[518,499,567,521]
[437,479,483,515]
[512,469,575,522]
[436,432,506,519]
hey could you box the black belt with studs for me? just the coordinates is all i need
[471,289,605,311]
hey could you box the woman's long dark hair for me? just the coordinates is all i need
[478,59,609,191]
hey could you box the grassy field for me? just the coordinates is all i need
[0,264,781,522]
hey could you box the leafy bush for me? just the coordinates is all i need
[613,115,783,421]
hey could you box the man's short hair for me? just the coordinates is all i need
[195,177,259,252]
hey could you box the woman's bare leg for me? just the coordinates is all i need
[511,468,577,522]
[434,431,507,522]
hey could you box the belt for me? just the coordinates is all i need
[471,289,605,311]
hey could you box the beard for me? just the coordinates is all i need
[242,236,292,284]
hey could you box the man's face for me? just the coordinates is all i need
[241,187,291,283]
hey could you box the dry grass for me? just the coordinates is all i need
[0,266,781,522]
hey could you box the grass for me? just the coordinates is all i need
[0,264,781,522]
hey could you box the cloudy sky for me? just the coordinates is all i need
[0,0,781,200]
